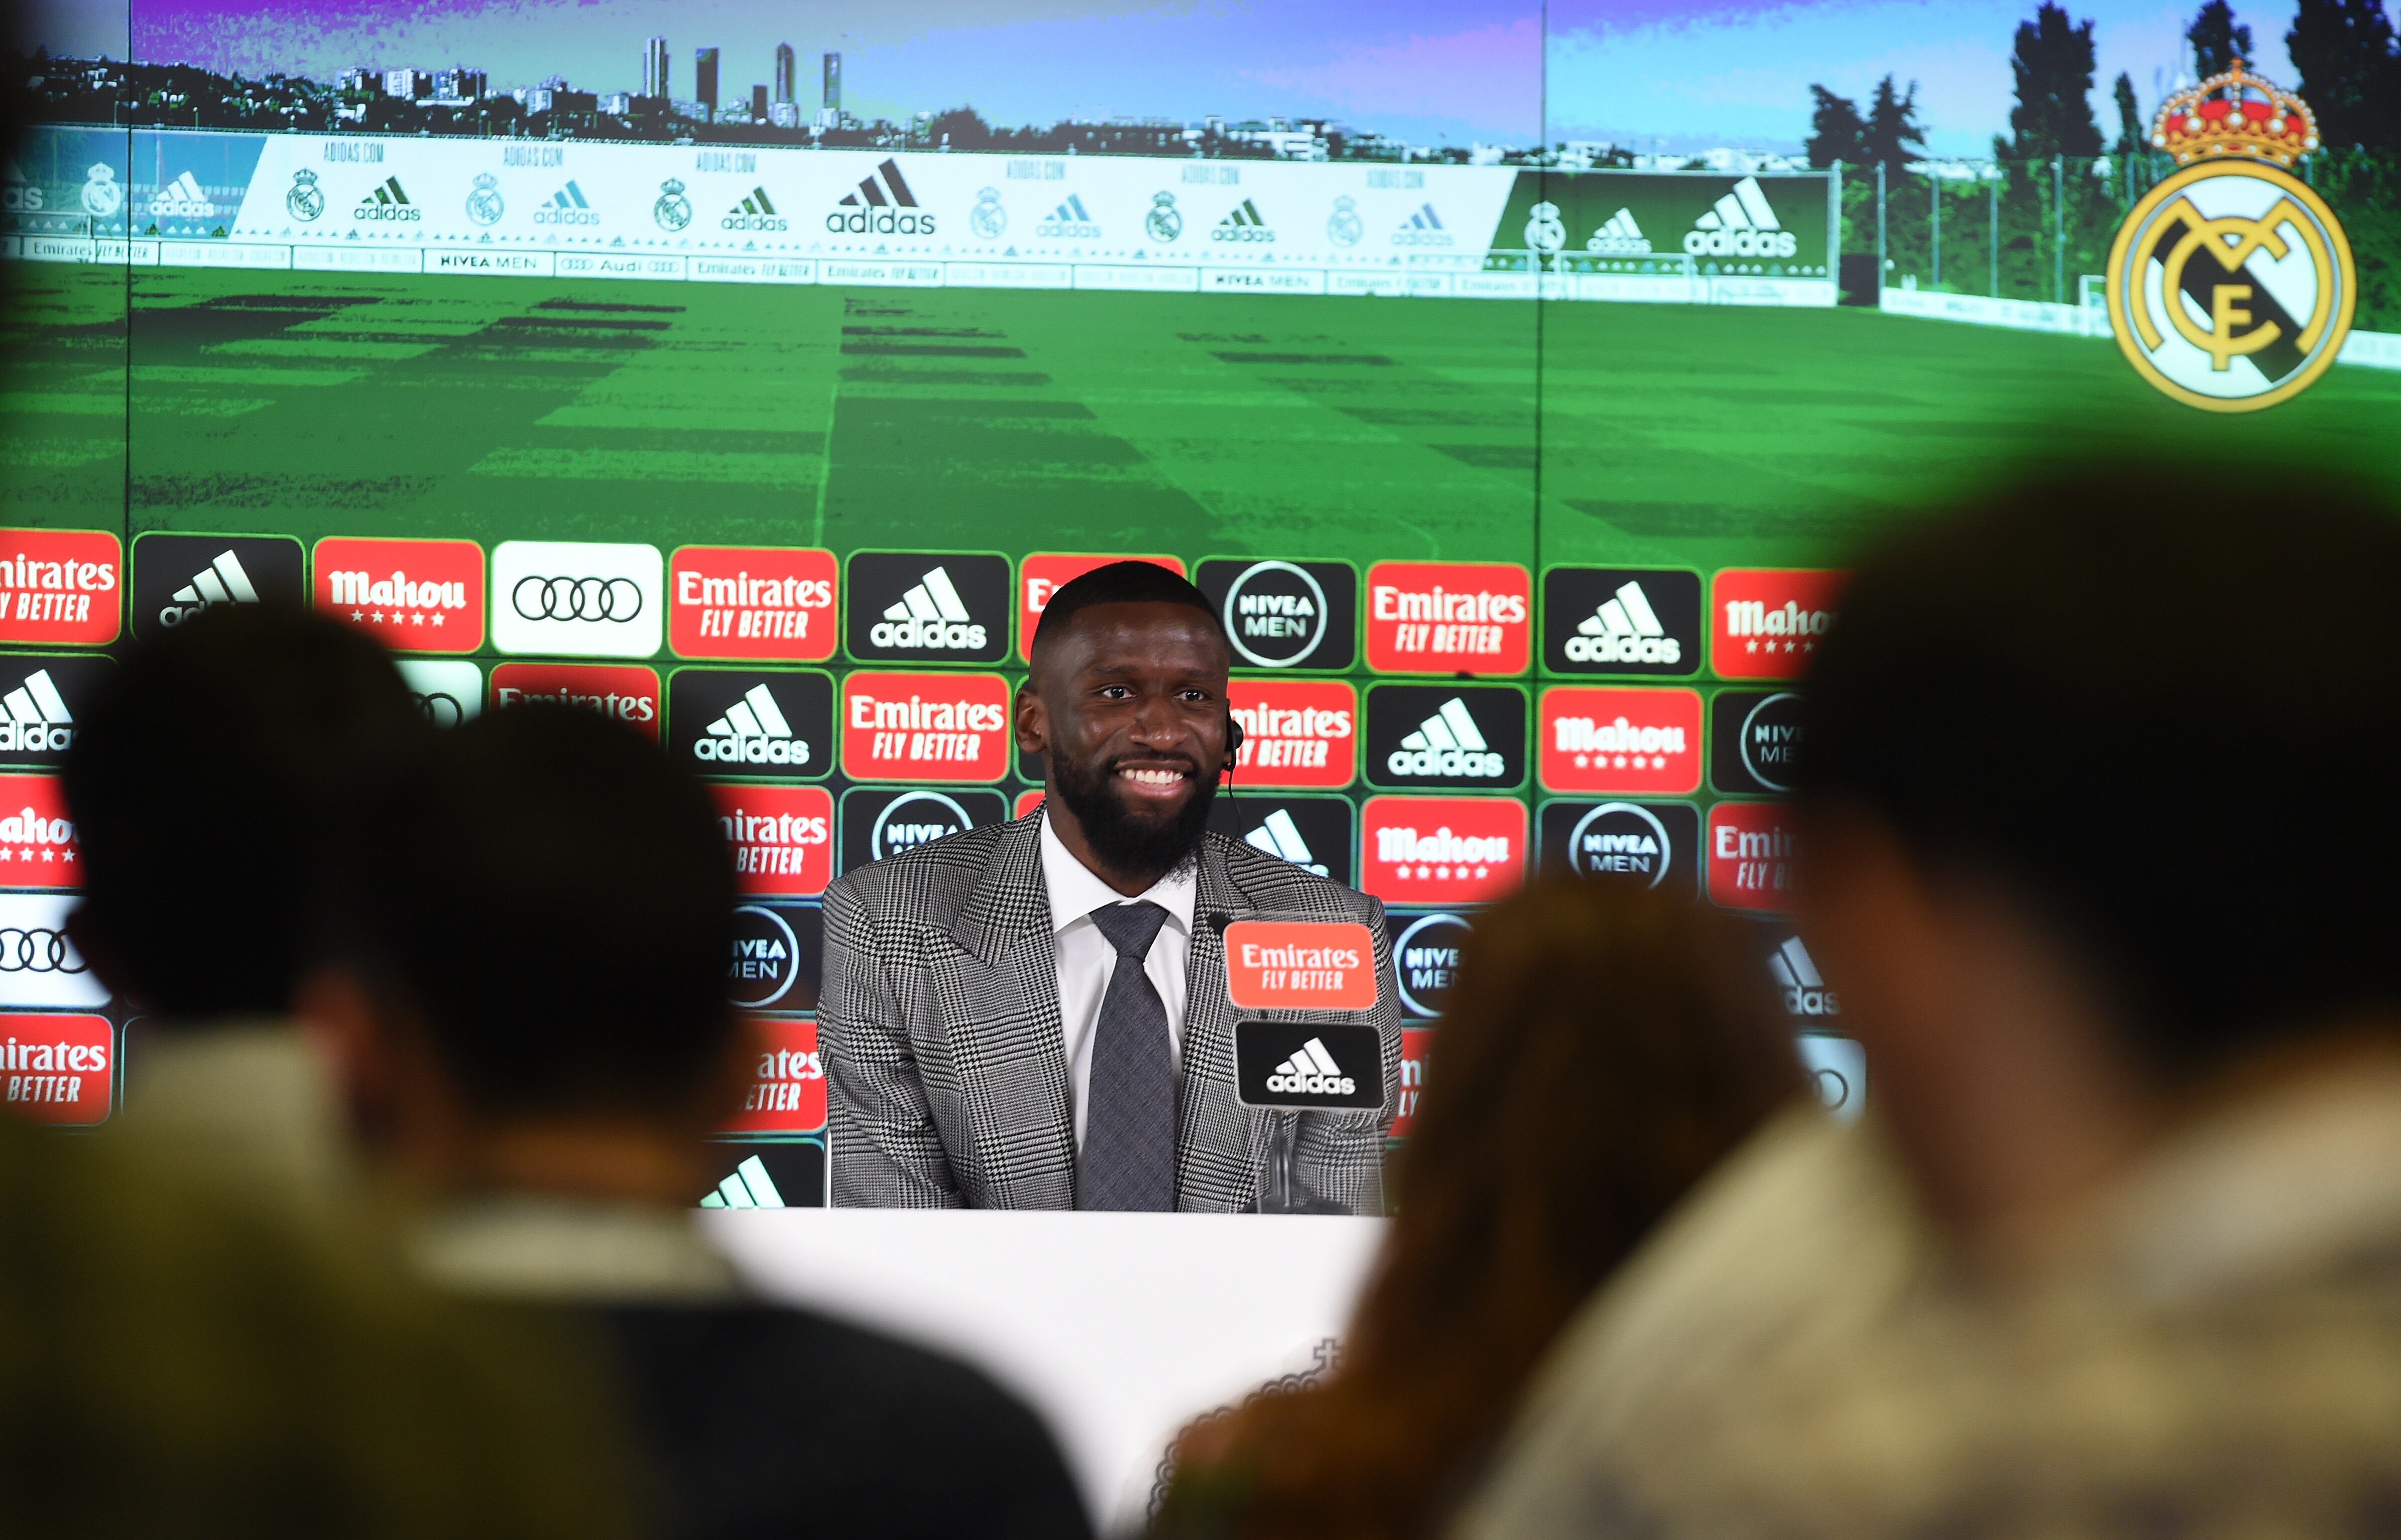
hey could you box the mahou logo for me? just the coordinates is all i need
[0,774,78,888]
[1366,561,1530,675]
[1,1013,112,1127]
[670,546,836,662]
[314,537,485,654]
[711,784,833,897]
[1018,554,1186,663]
[0,529,119,646]
[721,1017,826,1135]
[841,672,1011,783]
[1226,679,1355,790]
[1712,569,1844,681]
[1537,686,1703,795]
[489,663,660,740]
[1708,802,1796,912]
[1360,795,1527,906]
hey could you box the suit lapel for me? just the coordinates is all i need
[942,815,1075,1208]
[1175,835,1266,1210]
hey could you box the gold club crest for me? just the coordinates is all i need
[2105,61,2356,413]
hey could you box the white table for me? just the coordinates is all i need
[703,1209,1385,1530]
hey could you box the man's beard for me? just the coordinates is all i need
[1050,750,1218,883]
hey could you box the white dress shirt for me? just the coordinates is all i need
[1039,810,1196,1150]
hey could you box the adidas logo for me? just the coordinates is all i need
[698,1153,787,1209]
[1212,198,1274,244]
[1567,580,1680,665]
[870,566,986,650]
[534,180,597,226]
[827,159,934,235]
[354,175,421,223]
[1768,936,1838,1018]
[1265,1036,1356,1097]
[1587,206,1651,255]
[1242,808,1328,877]
[693,682,810,766]
[0,670,73,754]
[724,185,786,231]
[147,170,215,218]
[159,550,261,628]
[1038,193,1100,238]
[1685,176,1796,259]
[1388,698,1505,779]
[1391,202,1452,247]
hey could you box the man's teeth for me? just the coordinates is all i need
[1119,767,1184,786]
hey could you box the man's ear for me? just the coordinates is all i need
[1013,678,1048,756]
[64,904,144,1012]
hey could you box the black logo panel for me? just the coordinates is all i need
[1537,799,1699,891]
[0,654,113,765]
[1541,567,1701,677]
[844,551,1009,664]
[668,669,833,779]
[1196,558,1357,672]
[699,1140,826,1208]
[728,900,822,1014]
[1710,689,1804,794]
[1233,1020,1384,1109]
[1750,921,1842,1025]
[1208,794,1355,887]
[1385,910,1472,1020]
[1364,684,1526,791]
[838,787,1008,872]
[130,533,306,641]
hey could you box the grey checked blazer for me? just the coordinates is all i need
[821,812,1402,1214]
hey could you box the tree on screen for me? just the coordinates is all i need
[2288,0,2400,150]
[1998,4,2103,161]
[2111,73,2144,156]
[1805,86,1866,166]
[1863,77,1928,167]
[2187,3,2254,79]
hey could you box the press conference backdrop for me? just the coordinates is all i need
[3,0,2398,1179]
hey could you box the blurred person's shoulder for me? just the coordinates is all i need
[1209,829,1382,924]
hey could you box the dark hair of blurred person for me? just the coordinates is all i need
[1152,874,1800,1540]
[306,702,1095,1540]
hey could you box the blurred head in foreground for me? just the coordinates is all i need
[1154,875,1799,1540]
[1791,463,2401,1237]
[62,603,424,1022]
[318,702,742,1201]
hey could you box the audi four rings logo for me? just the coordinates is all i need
[413,692,465,727]
[512,575,645,623]
[0,928,83,973]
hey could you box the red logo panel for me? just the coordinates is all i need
[1711,569,1844,681]
[1017,553,1186,662]
[0,530,119,647]
[489,663,661,740]
[2,1013,112,1126]
[0,774,78,887]
[1708,802,1797,912]
[1227,679,1356,790]
[1223,921,1379,1010]
[721,1018,826,1134]
[313,537,485,654]
[1390,1026,1432,1137]
[1365,561,1530,676]
[1537,686,1703,795]
[711,784,833,897]
[1014,790,1046,819]
[670,546,837,662]
[1360,795,1528,907]
[841,672,1012,783]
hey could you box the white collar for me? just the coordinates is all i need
[1039,808,1198,937]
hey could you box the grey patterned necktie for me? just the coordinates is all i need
[1078,900,1176,1212]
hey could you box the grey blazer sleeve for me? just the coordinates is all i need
[1291,893,1403,1217]
[820,876,966,1209]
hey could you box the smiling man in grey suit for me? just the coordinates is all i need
[822,561,1400,1213]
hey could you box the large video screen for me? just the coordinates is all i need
[3,0,2395,1202]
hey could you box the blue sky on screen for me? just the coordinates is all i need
[37,0,2311,152]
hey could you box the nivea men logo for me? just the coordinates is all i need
[1537,799,1698,890]
[836,786,1008,874]
[1390,911,1471,1019]
[1234,1020,1382,1109]
[1196,559,1358,672]
[131,534,304,641]
[1208,795,1355,886]
[0,657,109,762]
[1767,933,1838,1018]
[726,901,822,1013]
[845,552,1009,664]
[1365,684,1525,791]
[1541,568,1701,677]
[828,159,934,235]
[668,669,831,779]
[1709,690,1804,795]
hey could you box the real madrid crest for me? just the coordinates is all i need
[285,169,323,222]
[654,178,692,232]
[2105,61,2355,413]
[465,172,504,227]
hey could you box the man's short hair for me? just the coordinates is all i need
[62,605,424,1020]
[357,703,736,1119]
[1795,462,2401,1080]
[1027,561,1223,665]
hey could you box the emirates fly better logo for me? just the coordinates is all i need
[841,673,1011,783]
[1226,680,1356,790]
[669,546,835,661]
[0,529,118,646]
[1366,562,1530,675]
[710,784,832,897]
